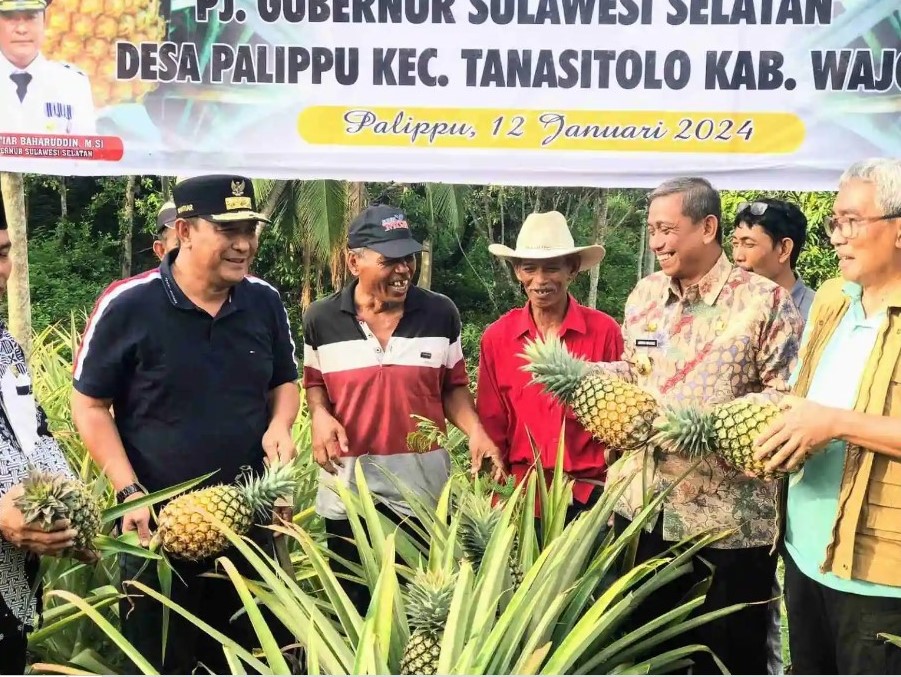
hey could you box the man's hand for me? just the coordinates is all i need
[263,423,297,465]
[754,395,835,474]
[311,410,349,474]
[0,484,77,556]
[120,491,153,548]
[469,428,508,484]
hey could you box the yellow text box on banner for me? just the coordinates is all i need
[298,107,805,154]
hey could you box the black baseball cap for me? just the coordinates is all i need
[348,205,422,258]
[173,174,270,225]
[156,200,176,233]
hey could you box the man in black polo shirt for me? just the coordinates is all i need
[70,175,300,674]
[303,204,505,613]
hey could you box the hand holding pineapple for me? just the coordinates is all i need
[120,491,153,548]
[1,479,83,558]
[153,461,300,561]
[752,395,834,474]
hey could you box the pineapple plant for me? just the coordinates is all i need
[14,468,102,552]
[400,569,455,675]
[652,399,795,479]
[457,491,525,587]
[153,461,299,561]
[42,0,169,109]
[519,334,660,451]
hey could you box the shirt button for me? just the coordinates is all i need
[376,348,381,352]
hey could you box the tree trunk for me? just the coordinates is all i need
[1,173,32,356]
[330,246,347,291]
[162,176,174,202]
[121,175,136,278]
[59,177,68,221]
[347,181,366,216]
[262,179,290,220]
[418,238,433,290]
[587,190,609,309]
[637,225,647,281]
[329,181,366,290]
[301,243,313,310]
[642,231,656,280]
[315,264,325,298]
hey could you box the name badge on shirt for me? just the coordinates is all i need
[45,102,73,120]
[635,338,658,348]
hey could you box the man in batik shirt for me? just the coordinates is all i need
[603,177,804,676]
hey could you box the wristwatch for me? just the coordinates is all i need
[116,483,145,504]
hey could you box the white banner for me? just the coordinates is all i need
[0,0,898,188]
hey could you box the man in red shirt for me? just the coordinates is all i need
[476,211,624,521]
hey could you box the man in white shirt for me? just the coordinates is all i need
[0,0,96,135]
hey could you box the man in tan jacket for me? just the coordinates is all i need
[756,157,901,674]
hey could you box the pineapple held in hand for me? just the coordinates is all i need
[154,462,298,561]
[14,469,102,552]
[401,570,455,675]
[520,334,659,451]
[652,399,793,479]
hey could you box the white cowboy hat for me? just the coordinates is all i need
[488,211,606,272]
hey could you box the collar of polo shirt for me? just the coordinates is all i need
[159,248,250,313]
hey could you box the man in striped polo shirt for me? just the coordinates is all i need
[303,204,504,612]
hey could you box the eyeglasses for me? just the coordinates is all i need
[824,213,901,239]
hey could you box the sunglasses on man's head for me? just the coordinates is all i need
[736,201,771,217]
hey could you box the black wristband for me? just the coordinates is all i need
[116,483,145,504]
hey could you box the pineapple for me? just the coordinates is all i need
[457,492,524,588]
[14,469,102,552]
[42,0,168,109]
[520,334,660,451]
[400,570,455,675]
[154,462,298,561]
[652,400,795,479]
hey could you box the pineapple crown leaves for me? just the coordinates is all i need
[518,333,593,403]
[405,569,457,634]
[14,467,82,528]
[455,492,502,571]
[235,461,300,517]
[650,405,715,459]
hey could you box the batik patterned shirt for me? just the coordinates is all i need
[604,253,804,549]
[0,324,74,626]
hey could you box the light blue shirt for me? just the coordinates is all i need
[791,277,815,321]
[785,282,901,596]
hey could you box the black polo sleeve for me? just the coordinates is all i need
[267,287,299,390]
[72,285,135,400]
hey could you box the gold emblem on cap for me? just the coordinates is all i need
[225,197,252,210]
[231,180,246,197]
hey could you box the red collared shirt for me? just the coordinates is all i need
[476,297,624,504]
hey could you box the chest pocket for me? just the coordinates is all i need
[0,367,39,456]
